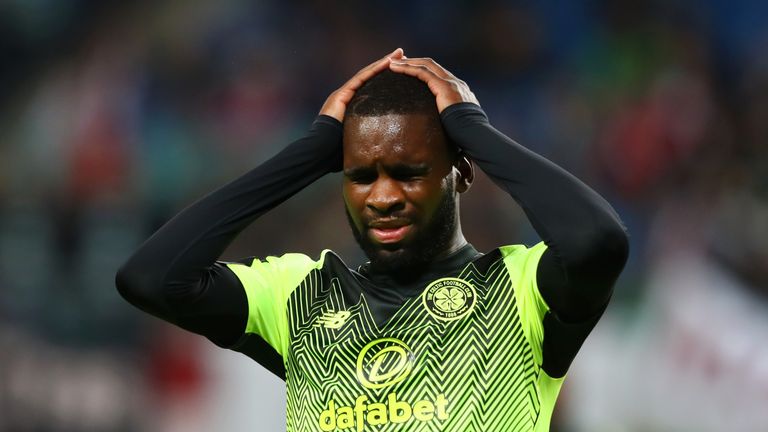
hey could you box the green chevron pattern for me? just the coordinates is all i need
[284,254,542,431]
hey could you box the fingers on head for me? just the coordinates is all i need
[412,63,439,79]
[396,58,452,80]
[392,62,444,82]
[347,59,388,89]
[372,48,403,68]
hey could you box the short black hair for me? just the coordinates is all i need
[346,70,439,117]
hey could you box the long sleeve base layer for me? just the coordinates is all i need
[116,116,343,348]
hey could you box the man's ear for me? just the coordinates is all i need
[455,153,474,194]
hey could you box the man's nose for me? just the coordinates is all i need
[366,177,405,214]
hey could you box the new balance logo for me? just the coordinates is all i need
[314,311,351,329]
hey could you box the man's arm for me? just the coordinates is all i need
[389,58,629,323]
[115,115,343,347]
[116,49,405,348]
[440,103,629,321]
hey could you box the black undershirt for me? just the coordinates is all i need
[116,103,629,378]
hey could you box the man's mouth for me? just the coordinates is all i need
[367,220,412,244]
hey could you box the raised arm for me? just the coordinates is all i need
[389,58,629,323]
[116,49,404,348]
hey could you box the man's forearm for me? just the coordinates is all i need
[441,103,628,320]
[115,115,342,344]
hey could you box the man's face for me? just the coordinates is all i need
[343,114,461,274]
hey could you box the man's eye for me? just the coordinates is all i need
[348,174,376,184]
[392,172,422,181]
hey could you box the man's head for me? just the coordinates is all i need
[342,70,473,275]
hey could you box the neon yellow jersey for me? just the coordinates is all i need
[226,242,564,431]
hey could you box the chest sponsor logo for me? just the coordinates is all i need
[356,338,413,390]
[314,310,351,329]
[319,393,448,432]
[422,277,476,321]
[318,337,449,431]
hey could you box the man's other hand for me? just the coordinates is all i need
[389,57,479,113]
[320,48,405,122]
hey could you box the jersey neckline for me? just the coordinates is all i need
[355,243,482,297]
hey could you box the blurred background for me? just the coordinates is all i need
[1,0,767,431]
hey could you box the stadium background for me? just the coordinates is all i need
[1,0,767,430]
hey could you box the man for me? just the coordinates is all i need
[117,48,629,431]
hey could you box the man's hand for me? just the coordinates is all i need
[389,57,479,113]
[320,48,405,122]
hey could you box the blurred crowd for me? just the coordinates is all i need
[1,0,767,431]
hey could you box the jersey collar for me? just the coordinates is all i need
[358,243,482,296]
